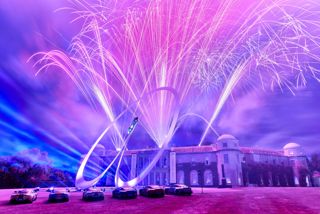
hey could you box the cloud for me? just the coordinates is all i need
[16,148,52,165]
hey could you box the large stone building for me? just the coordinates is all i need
[92,134,311,187]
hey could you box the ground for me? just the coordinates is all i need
[0,187,319,214]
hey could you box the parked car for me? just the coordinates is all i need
[82,189,104,201]
[139,185,165,198]
[112,187,137,199]
[75,187,84,192]
[46,187,55,193]
[33,187,40,192]
[10,189,37,204]
[48,190,69,202]
[165,184,192,195]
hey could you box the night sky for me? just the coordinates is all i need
[1,0,320,171]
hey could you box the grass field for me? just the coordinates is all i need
[0,187,319,214]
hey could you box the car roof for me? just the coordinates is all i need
[147,185,160,188]
[121,187,135,190]
[52,190,67,194]
[86,189,101,192]
[14,189,31,193]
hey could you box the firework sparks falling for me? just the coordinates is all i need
[31,0,320,150]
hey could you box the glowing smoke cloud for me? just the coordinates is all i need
[31,0,320,187]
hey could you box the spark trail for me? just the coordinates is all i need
[32,0,320,164]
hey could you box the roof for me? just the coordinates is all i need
[241,147,284,156]
[171,145,216,153]
[217,134,237,141]
[283,142,301,150]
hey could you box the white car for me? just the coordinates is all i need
[10,189,37,203]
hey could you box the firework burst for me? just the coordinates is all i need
[31,0,320,160]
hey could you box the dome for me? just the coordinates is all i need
[96,144,105,150]
[283,142,301,150]
[94,144,105,156]
[217,134,237,141]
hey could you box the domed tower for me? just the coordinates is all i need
[283,142,310,186]
[94,144,106,156]
[283,142,304,156]
[216,134,242,187]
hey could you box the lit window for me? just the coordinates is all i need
[191,157,195,163]
[226,178,231,184]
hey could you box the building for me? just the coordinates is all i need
[92,134,311,187]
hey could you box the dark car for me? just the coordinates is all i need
[112,187,137,199]
[10,189,37,204]
[165,184,192,195]
[33,187,40,192]
[139,185,165,198]
[82,189,104,201]
[48,190,69,202]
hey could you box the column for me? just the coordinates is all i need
[170,152,176,183]
[131,154,137,179]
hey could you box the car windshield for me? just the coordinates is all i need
[54,191,66,194]
[122,187,134,190]
[15,190,28,194]
[88,189,101,192]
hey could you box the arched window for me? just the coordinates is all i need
[156,172,160,185]
[190,170,199,185]
[204,170,213,186]
[177,170,185,184]
[163,157,167,167]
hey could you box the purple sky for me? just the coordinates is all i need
[0,0,320,169]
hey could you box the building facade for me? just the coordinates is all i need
[93,134,311,187]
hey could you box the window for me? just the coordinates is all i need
[150,172,154,184]
[156,160,160,167]
[163,157,167,167]
[224,154,229,164]
[156,172,160,185]
[190,170,199,185]
[177,170,185,184]
[139,157,143,168]
[204,170,213,185]
[163,173,167,185]
[205,157,209,165]
[223,142,228,148]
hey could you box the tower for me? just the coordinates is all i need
[216,134,242,187]
[283,142,310,186]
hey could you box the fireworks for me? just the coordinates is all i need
[31,0,320,187]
